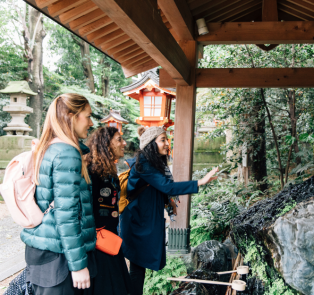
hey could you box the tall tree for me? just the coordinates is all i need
[72,37,95,93]
[9,1,46,137]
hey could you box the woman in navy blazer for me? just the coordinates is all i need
[119,126,218,295]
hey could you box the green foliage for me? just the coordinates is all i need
[276,201,297,217]
[243,240,297,295]
[197,44,314,188]
[143,256,187,295]
[59,85,140,144]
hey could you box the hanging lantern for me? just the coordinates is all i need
[120,71,175,129]
[100,109,128,135]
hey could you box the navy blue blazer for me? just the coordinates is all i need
[119,156,198,271]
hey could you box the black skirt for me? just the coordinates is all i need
[86,248,133,295]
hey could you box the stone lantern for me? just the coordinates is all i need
[0,81,36,170]
[0,81,35,136]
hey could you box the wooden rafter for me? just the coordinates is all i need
[112,44,141,59]
[278,3,313,19]
[194,0,241,20]
[118,48,145,63]
[122,59,159,78]
[94,29,125,46]
[59,1,98,24]
[101,35,131,51]
[188,0,213,11]
[86,23,119,42]
[197,21,314,44]
[78,16,112,37]
[48,0,87,17]
[107,40,136,55]
[283,0,314,13]
[35,0,59,9]
[158,0,194,41]
[92,0,191,85]
[69,9,106,30]
[207,0,262,22]
[225,5,262,22]
[279,0,314,19]
[122,52,149,67]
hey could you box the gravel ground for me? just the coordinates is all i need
[0,203,25,263]
[0,202,25,294]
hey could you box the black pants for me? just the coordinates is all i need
[129,262,146,295]
[32,272,91,295]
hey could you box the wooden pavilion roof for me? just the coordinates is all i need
[24,0,314,86]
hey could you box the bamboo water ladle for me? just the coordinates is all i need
[217,266,249,275]
[167,266,249,292]
[167,277,247,291]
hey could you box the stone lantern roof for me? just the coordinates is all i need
[101,109,128,124]
[0,81,37,95]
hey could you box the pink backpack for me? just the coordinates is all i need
[0,138,63,228]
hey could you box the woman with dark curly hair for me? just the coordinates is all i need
[120,126,219,295]
[84,126,132,295]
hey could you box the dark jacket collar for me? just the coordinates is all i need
[79,141,90,155]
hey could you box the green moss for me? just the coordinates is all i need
[239,237,298,295]
[276,201,297,217]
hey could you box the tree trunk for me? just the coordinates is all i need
[251,96,268,192]
[27,7,46,138]
[99,56,110,97]
[72,37,95,93]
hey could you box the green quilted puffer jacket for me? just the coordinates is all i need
[21,142,96,272]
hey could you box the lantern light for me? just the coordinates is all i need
[196,18,209,35]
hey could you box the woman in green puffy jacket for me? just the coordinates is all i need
[21,93,96,295]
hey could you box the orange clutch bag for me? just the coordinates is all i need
[96,227,123,256]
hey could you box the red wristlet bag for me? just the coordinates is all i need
[96,227,122,256]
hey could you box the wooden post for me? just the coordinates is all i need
[168,40,197,254]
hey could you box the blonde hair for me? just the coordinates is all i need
[34,93,91,185]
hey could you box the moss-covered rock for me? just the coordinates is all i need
[231,176,314,294]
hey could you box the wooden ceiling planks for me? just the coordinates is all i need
[48,0,88,17]
[69,9,106,30]
[59,1,97,23]
[207,0,262,22]
[26,0,314,79]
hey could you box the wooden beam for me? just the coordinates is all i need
[101,35,131,51]
[122,59,159,78]
[194,0,241,20]
[256,0,278,51]
[279,0,314,19]
[262,0,278,21]
[59,1,97,24]
[112,44,140,59]
[207,0,262,22]
[122,53,150,68]
[159,69,176,88]
[118,48,145,63]
[195,68,314,88]
[171,40,198,230]
[48,0,88,17]
[160,68,314,88]
[92,0,191,85]
[225,5,262,22]
[86,23,119,42]
[35,0,59,9]
[78,16,112,37]
[286,0,314,13]
[158,0,194,40]
[107,40,136,55]
[94,29,125,46]
[69,8,105,31]
[278,4,312,20]
[197,21,314,44]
